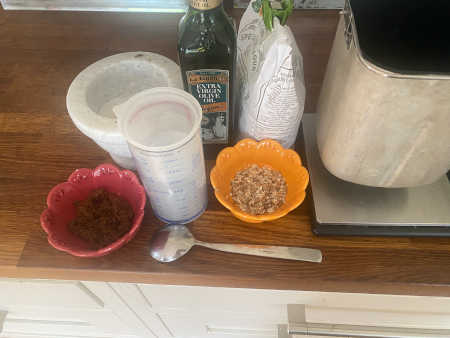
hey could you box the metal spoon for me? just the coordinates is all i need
[149,224,322,263]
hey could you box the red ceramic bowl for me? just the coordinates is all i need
[40,164,146,257]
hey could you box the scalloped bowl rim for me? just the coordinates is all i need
[40,163,146,257]
[210,138,309,222]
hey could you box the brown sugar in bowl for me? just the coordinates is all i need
[40,164,146,257]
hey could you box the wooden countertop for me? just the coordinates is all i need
[1,6,450,297]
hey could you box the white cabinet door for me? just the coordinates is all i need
[158,308,279,338]
[0,279,142,338]
[137,284,450,338]
[137,284,288,338]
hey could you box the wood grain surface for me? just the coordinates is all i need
[2,6,450,296]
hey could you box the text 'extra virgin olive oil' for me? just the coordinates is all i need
[178,0,237,154]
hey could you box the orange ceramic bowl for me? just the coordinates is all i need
[210,139,309,223]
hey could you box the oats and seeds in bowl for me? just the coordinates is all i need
[231,164,287,215]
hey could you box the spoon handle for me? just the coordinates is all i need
[195,241,322,263]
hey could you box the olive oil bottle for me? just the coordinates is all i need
[178,0,237,152]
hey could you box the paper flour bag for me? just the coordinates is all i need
[236,0,305,148]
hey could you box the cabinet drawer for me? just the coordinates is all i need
[0,279,150,338]
[138,284,450,338]
[0,279,103,310]
[284,305,450,338]
[0,312,119,338]
[137,284,450,316]
[137,284,450,324]
[1,317,114,338]
[159,308,280,338]
[0,309,138,338]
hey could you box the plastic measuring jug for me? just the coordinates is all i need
[114,87,207,224]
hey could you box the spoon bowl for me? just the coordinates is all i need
[150,224,195,262]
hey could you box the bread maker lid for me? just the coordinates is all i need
[348,0,450,77]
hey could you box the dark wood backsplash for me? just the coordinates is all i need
[0,7,338,114]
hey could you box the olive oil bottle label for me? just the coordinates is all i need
[190,0,222,10]
[186,69,229,144]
